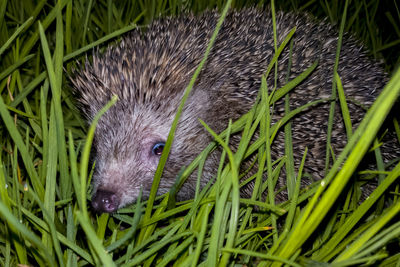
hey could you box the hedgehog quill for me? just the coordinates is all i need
[71,8,395,213]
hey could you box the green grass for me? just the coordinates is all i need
[0,0,400,266]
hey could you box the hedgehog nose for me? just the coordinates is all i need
[92,190,120,213]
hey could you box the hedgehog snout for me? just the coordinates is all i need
[92,189,120,213]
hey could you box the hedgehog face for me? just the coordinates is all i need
[88,89,212,213]
[89,105,171,212]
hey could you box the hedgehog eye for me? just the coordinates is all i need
[152,142,165,156]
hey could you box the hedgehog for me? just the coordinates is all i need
[71,8,394,213]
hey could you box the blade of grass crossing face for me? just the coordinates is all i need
[142,0,233,244]
[79,96,117,218]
